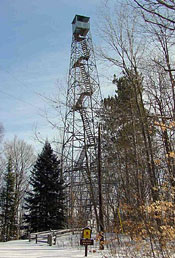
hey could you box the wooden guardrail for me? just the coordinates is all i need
[29,228,82,246]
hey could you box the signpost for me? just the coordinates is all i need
[80,227,94,257]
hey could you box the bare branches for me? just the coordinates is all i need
[97,2,147,76]
[133,0,175,30]
[3,137,36,237]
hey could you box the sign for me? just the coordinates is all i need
[80,227,94,257]
[82,227,91,239]
[80,238,94,246]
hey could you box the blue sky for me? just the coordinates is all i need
[0,0,115,151]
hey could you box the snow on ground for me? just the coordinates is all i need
[0,239,103,258]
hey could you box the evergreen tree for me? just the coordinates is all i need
[100,71,159,231]
[24,141,65,232]
[0,157,16,241]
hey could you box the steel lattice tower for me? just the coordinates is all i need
[62,15,102,227]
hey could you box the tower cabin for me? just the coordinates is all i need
[72,15,90,39]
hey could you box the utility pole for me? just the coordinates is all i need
[98,123,104,250]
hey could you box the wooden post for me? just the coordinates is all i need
[50,235,53,246]
[85,245,88,256]
[48,234,52,246]
[36,234,37,244]
[28,233,31,242]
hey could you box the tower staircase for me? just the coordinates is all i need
[72,38,95,170]
[73,59,93,111]
[81,40,90,59]
[74,146,86,170]
[80,108,95,146]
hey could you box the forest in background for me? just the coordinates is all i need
[96,1,175,256]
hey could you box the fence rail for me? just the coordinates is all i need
[29,228,82,246]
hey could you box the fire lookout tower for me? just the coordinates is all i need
[62,15,102,227]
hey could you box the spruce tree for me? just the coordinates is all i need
[0,157,16,241]
[24,141,65,232]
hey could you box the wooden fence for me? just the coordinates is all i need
[29,228,82,246]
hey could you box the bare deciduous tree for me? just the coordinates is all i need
[133,0,175,31]
[3,136,36,238]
